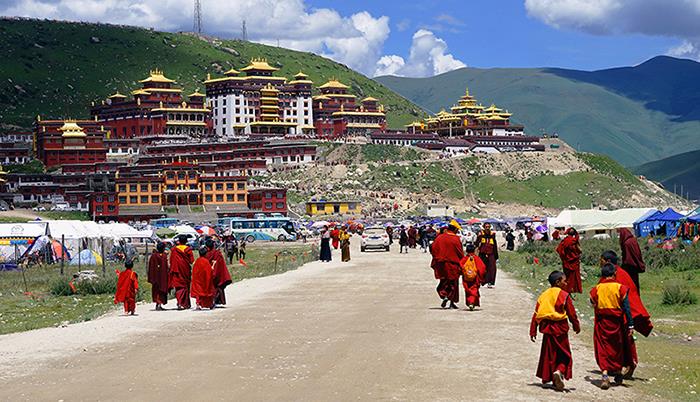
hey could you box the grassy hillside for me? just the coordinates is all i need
[0,18,421,130]
[635,149,700,201]
[376,57,700,167]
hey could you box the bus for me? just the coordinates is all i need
[228,216,297,242]
[150,218,179,229]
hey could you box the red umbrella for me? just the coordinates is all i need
[467,218,481,224]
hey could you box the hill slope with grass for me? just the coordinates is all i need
[0,18,421,130]
[635,149,700,201]
[376,56,700,167]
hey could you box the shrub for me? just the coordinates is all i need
[75,276,117,295]
[49,278,73,296]
[661,283,698,306]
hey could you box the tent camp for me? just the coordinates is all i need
[0,223,48,269]
[634,208,685,238]
[548,208,657,239]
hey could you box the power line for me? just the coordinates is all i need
[193,0,202,34]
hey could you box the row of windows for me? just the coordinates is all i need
[118,182,245,192]
[94,205,117,213]
[166,113,205,121]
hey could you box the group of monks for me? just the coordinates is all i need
[429,220,499,311]
[532,227,652,391]
[114,235,233,313]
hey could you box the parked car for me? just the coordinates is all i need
[361,227,390,252]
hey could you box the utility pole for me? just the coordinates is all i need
[193,0,202,34]
[242,19,248,41]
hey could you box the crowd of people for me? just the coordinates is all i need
[318,225,352,263]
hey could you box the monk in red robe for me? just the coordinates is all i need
[476,223,498,287]
[205,238,232,306]
[169,235,194,310]
[191,247,216,310]
[555,228,582,294]
[590,263,633,389]
[115,260,139,315]
[331,226,340,249]
[432,221,464,309]
[460,244,486,311]
[147,242,169,310]
[530,270,580,391]
[618,228,645,292]
[600,250,653,378]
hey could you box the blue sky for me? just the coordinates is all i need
[1,0,696,77]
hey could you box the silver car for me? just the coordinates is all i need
[361,227,390,252]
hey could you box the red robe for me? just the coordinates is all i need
[460,254,486,307]
[331,229,340,249]
[407,227,418,248]
[590,279,631,373]
[612,266,653,375]
[619,228,645,292]
[430,233,445,279]
[476,231,498,285]
[191,257,216,309]
[556,235,582,294]
[530,287,580,383]
[115,268,139,314]
[169,244,194,309]
[432,231,464,303]
[206,248,233,305]
[147,251,169,305]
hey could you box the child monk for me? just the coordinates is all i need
[191,246,216,310]
[460,244,486,311]
[530,271,580,391]
[115,260,139,316]
[590,263,634,389]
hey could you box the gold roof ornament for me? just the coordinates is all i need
[189,90,205,97]
[59,120,87,138]
[240,58,279,72]
[139,69,175,84]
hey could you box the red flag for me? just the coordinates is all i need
[533,257,540,265]
[69,280,77,293]
[239,258,248,267]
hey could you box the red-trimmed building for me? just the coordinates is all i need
[312,79,387,139]
[247,188,288,215]
[34,120,108,168]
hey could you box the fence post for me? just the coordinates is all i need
[101,237,106,276]
[16,244,28,293]
[60,234,65,276]
[274,254,278,273]
[78,242,81,271]
[145,241,149,269]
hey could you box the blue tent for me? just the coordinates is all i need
[634,208,684,238]
[687,214,700,223]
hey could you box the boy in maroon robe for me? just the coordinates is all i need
[600,250,653,378]
[555,228,582,294]
[169,235,194,310]
[460,244,486,311]
[618,228,646,292]
[431,221,464,309]
[590,263,633,389]
[205,238,233,306]
[115,260,139,315]
[191,247,216,310]
[530,271,580,391]
[476,223,498,288]
[147,242,169,311]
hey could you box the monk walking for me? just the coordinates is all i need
[431,220,464,309]
[618,228,645,292]
[191,246,216,310]
[115,260,139,316]
[600,250,653,379]
[590,263,634,389]
[147,242,169,311]
[555,228,582,294]
[169,235,194,310]
[530,271,580,391]
[460,244,486,311]
[205,238,232,306]
[477,223,499,288]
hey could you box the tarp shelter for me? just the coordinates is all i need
[687,214,700,223]
[549,208,657,239]
[0,223,48,269]
[69,249,103,266]
[634,208,685,238]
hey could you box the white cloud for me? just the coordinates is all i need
[525,0,700,60]
[0,0,391,76]
[374,29,466,77]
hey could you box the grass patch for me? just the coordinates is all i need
[661,282,698,306]
[37,211,91,221]
[577,152,639,184]
[0,243,318,335]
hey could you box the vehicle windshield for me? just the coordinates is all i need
[365,228,384,235]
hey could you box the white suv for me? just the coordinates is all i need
[361,227,390,252]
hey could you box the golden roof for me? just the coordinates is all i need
[131,89,151,96]
[224,68,240,76]
[312,95,330,100]
[108,92,126,99]
[139,69,175,84]
[483,104,503,113]
[361,96,378,102]
[318,79,349,89]
[240,58,279,72]
[260,83,280,93]
[294,71,308,79]
[59,121,87,138]
[188,90,205,97]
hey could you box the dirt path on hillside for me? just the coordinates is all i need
[0,242,648,401]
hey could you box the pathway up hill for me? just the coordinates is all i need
[263,142,691,219]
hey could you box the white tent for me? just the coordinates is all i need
[548,208,657,238]
[0,223,49,265]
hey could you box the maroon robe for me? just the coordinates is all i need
[556,235,582,294]
[460,254,486,307]
[590,279,631,373]
[191,257,216,309]
[530,288,580,383]
[206,248,233,305]
[432,231,464,303]
[147,251,169,305]
[619,228,645,292]
[407,227,418,248]
[476,230,498,285]
[169,244,194,309]
[612,266,653,376]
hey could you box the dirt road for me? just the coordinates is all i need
[0,242,644,401]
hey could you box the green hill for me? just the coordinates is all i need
[0,18,421,130]
[635,150,700,201]
[375,57,700,167]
